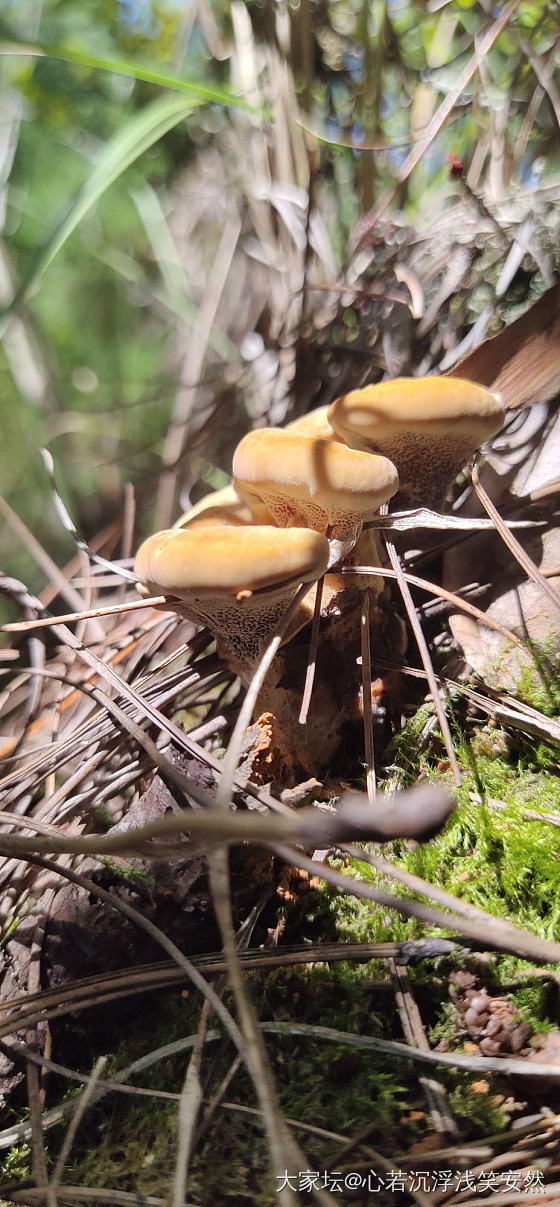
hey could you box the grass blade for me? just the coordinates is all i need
[0,39,260,112]
[3,92,202,317]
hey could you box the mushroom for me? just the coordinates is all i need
[327,376,505,508]
[174,483,273,530]
[232,428,399,567]
[284,406,338,441]
[134,524,330,677]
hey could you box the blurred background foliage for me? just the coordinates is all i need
[0,0,559,606]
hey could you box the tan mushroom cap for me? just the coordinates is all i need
[232,428,398,565]
[328,376,505,506]
[135,524,329,597]
[174,483,273,530]
[284,406,338,441]
[134,525,330,670]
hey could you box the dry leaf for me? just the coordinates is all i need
[448,282,560,411]
[445,298,560,685]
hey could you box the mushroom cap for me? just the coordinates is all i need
[232,428,399,530]
[174,483,273,530]
[328,377,505,505]
[328,377,504,434]
[134,524,330,600]
[284,406,338,441]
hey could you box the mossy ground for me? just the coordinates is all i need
[0,967,511,1204]
[2,663,560,1204]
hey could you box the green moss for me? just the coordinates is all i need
[99,857,157,897]
[317,702,560,1085]
[258,964,410,1138]
[35,968,409,1204]
[0,1141,32,1183]
[54,961,524,1202]
[446,1077,507,1135]
[516,644,560,718]
[67,1096,182,1200]
[334,749,560,964]
[383,702,438,787]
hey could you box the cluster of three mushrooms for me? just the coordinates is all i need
[135,377,504,691]
[135,428,400,679]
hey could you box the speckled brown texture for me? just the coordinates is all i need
[362,426,487,506]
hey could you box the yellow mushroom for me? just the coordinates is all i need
[232,428,399,568]
[284,406,338,441]
[174,483,273,530]
[328,377,505,507]
[134,524,330,675]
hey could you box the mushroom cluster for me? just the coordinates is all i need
[135,376,504,773]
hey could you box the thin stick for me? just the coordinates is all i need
[40,448,139,584]
[0,496,105,643]
[367,0,523,224]
[471,461,560,612]
[15,854,246,1061]
[344,843,553,954]
[119,482,136,603]
[0,1188,169,1205]
[273,843,560,964]
[360,587,376,800]
[390,961,458,1138]
[197,1054,242,1143]
[383,527,462,786]
[298,574,325,725]
[50,1057,107,1195]
[155,216,241,529]
[171,1002,209,1207]
[0,941,453,1036]
[258,1020,560,1081]
[342,563,523,647]
[25,1060,52,1206]
[208,581,333,1206]
[2,594,167,632]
